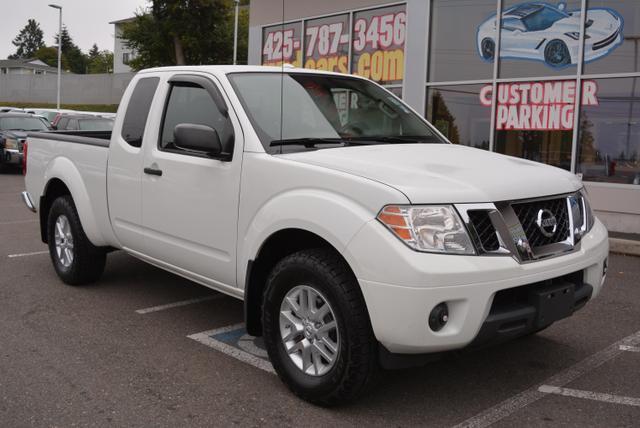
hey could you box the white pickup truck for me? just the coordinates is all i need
[23,66,609,405]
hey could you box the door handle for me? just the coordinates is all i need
[144,167,163,176]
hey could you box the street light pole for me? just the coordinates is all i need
[233,0,240,65]
[49,4,62,109]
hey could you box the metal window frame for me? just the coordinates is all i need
[260,1,408,93]
[424,0,640,190]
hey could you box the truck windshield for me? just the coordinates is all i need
[0,117,49,131]
[228,72,445,153]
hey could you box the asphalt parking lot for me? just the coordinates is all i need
[1,170,639,427]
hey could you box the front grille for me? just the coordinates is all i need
[468,210,500,252]
[512,198,570,248]
[593,29,619,50]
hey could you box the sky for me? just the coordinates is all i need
[0,0,148,59]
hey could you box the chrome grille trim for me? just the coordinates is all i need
[456,191,588,264]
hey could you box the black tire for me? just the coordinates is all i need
[47,195,106,285]
[544,40,571,68]
[481,38,495,61]
[262,248,377,406]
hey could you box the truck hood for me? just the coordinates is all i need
[280,144,583,204]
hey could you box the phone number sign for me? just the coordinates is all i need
[261,4,406,86]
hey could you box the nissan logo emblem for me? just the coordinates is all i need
[536,209,558,238]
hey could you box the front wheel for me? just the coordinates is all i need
[262,249,377,406]
[480,38,495,61]
[544,40,571,68]
[47,195,106,285]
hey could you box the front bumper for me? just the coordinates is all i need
[2,149,23,165]
[347,218,609,354]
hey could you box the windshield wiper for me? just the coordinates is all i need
[347,135,440,144]
[269,138,374,148]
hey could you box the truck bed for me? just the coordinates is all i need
[24,130,114,247]
[27,130,112,147]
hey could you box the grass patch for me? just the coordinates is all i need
[0,102,118,113]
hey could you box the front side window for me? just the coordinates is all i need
[159,84,233,154]
[228,72,444,154]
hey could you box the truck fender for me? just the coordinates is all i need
[43,156,107,247]
[238,188,374,291]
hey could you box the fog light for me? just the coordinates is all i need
[429,303,449,332]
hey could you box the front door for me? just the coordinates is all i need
[140,73,242,288]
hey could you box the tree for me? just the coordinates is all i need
[89,43,100,59]
[88,49,114,74]
[34,46,68,69]
[54,26,88,74]
[9,19,45,59]
[122,0,249,70]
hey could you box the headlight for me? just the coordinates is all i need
[4,138,18,150]
[377,205,475,254]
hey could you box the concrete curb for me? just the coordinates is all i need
[610,238,640,257]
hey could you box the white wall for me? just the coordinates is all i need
[113,23,134,74]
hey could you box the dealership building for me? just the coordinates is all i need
[247,0,640,234]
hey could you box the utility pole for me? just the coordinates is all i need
[49,4,62,109]
[233,0,240,65]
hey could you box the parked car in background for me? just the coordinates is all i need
[0,113,50,172]
[0,107,25,113]
[26,109,74,124]
[54,114,114,132]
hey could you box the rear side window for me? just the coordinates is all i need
[121,77,160,147]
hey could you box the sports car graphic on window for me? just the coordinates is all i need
[477,2,624,68]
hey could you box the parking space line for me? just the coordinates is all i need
[187,323,275,374]
[7,250,48,258]
[452,329,640,428]
[538,385,640,407]
[0,220,38,225]
[135,294,223,314]
[619,345,640,353]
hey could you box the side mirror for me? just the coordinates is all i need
[174,123,222,157]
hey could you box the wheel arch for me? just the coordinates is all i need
[40,157,106,246]
[244,228,367,337]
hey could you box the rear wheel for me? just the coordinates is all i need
[262,249,377,406]
[47,195,106,285]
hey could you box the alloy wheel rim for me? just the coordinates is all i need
[54,214,74,268]
[482,39,494,59]
[548,41,567,65]
[279,285,340,376]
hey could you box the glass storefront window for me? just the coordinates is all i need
[583,1,638,75]
[426,85,491,149]
[493,80,581,170]
[499,0,581,78]
[351,4,407,86]
[303,14,350,73]
[262,21,303,67]
[429,0,496,82]
[578,77,640,185]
